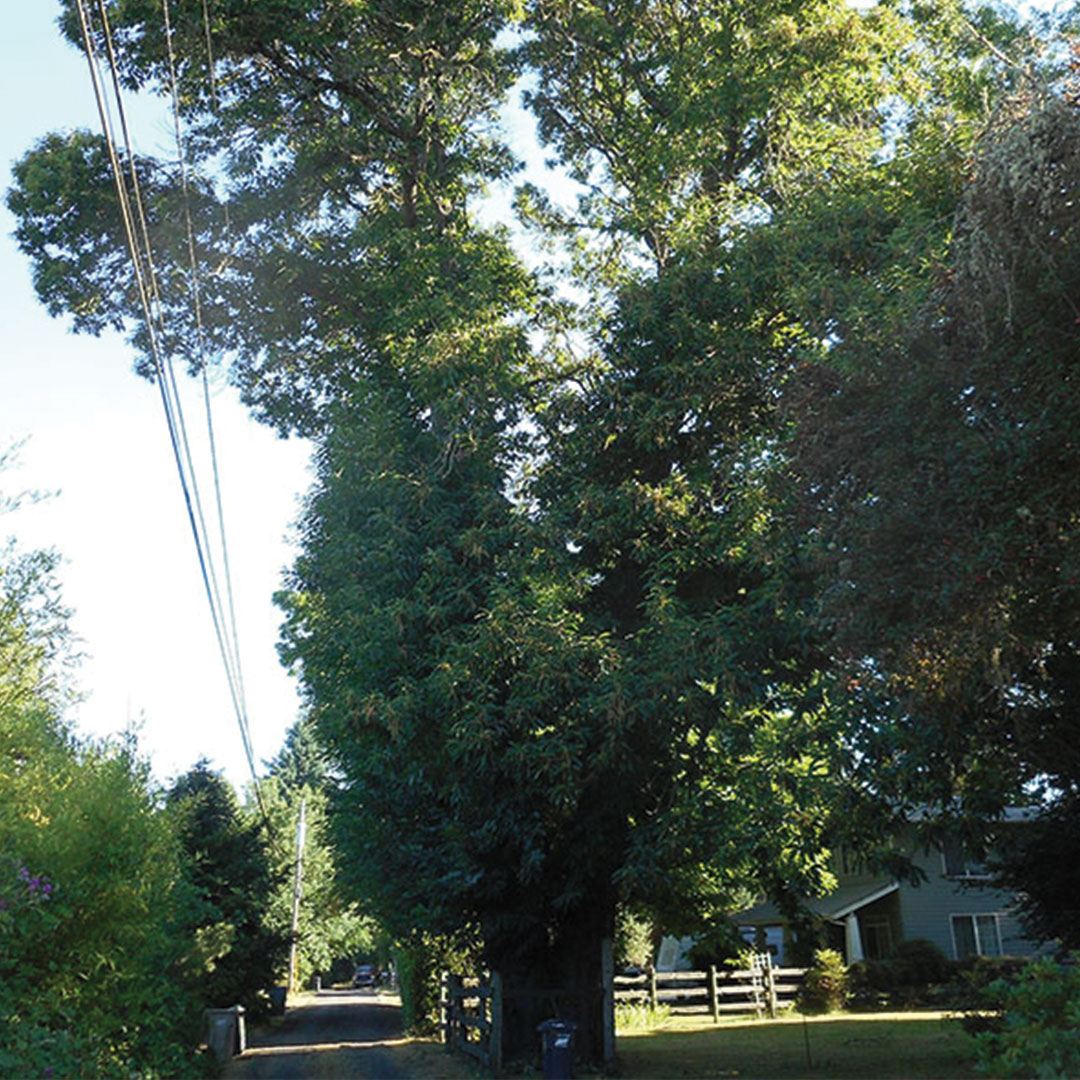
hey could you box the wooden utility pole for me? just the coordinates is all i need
[287,798,307,993]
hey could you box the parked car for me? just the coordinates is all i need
[352,964,377,988]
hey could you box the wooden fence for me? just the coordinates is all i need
[440,954,805,1070]
[441,971,503,1073]
[615,954,807,1021]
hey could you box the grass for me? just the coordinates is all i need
[238,995,979,1079]
[616,1011,979,1079]
[399,1010,978,1079]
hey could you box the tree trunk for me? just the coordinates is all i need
[487,901,615,1069]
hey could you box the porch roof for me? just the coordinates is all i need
[736,880,900,926]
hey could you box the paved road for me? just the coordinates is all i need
[225,989,416,1079]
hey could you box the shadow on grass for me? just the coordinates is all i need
[374,1038,487,1078]
[617,1012,979,1079]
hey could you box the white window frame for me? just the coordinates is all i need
[950,912,1004,960]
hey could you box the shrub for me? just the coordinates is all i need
[968,956,1080,1078]
[395,938,443,1036]
[848,939,959,1010]
[0,739,207,1077]
[958,953,1030,989]
[891,938,953,986]
[0,527,207,1076]
[395,933,478,1036]
[615,908,656,972]
[847,958,894,1010]
[798,948,849,1013]
[849,958,895,992]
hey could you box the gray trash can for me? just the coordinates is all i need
[268,985,287,1015]
[537,1018,577,1080]
[204,1005,246,1061]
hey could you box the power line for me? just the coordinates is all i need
[94,0,244,730]
[200,0,220,113]
[160,0,256,769]
[73,0,273,833]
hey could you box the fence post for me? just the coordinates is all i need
[707,966,720,1024]
[447,973,463,1053]
[649,967,658,1010]
[440,972,449,1049]
[765,954,778,1019]
[601,937,616,1067]
[750,953,764,1018]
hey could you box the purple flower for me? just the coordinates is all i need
[28,877,40,892]
[0,898,8,911]
[41,883,52,898]
[17,867,29,883]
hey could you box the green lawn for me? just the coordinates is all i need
[617,1012,979,1079]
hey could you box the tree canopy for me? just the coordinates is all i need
[9,0,1080,1062]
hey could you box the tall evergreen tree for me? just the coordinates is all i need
[265,717,333,795]
[167,761,288,1011]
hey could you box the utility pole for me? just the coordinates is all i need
[287,798,307,993]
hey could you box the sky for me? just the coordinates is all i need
[0,2,312,791]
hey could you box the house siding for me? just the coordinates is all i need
[734,827,1045,964]
[888,845,1029,959]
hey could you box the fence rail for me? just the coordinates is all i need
[615,955,807,1020]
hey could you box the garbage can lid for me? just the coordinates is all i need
[537,1018,579,1033]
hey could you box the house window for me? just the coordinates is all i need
[941,838,990,879]
[862,918,893,960]
[951,914,1003,960]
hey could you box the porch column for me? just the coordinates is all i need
[844,913,864,963]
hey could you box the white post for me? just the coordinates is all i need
[287,798,307,992]
[844,913,864,963]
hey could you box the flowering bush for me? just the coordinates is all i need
[0,476,208,1076]
[0,862,52,912]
